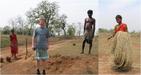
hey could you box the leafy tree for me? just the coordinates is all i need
[50,14,67,36]
[26,0,59,32]
[67,25,76,36]
[51,17,62,36]
[2,26,11,34]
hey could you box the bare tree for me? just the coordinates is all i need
[8,18,16,30]
[59,14,67,36]
[77,22,82,36]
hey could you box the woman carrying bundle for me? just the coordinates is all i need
[108,15,132,72]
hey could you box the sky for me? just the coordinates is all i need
[0,0,140,32]
[98,0,141,32]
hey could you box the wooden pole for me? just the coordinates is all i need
[25,38,28,59]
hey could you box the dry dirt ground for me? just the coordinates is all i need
[0,37,98,74]
[0,33,140,75]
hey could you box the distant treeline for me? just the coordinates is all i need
[98,28,140,34]
[98,28,114,33]
[0,24,76,37]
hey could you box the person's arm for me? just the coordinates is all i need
[9,35,12,47]
[108,32,116,40]
[15,34,18,47]
[92,19,96,38]
[47,38,49,50]
[108,26,116,40]
[84,19,86,33]
[125,25,128,32]
[46,29,50,50]
[32,37,35,50]
[32,29,37,50]
[15,34,18,43]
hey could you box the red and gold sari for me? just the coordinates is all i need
[111,23,132,71]
[10,33,18,54]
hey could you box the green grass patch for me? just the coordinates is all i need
[1,35,10,48]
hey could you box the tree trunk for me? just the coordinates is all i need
[63,29,66,37]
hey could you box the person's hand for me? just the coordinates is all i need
[32,46,36,51]
[84,30,85,34]
[10,44,13,47]
[11,44,16,47]
[107,36,112,40]
[47,45,49,50]
[92,34,94,38]
[107,37,111,40]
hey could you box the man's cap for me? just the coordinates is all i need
[39,15,46,20]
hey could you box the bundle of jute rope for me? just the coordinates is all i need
[111,31,132,71]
